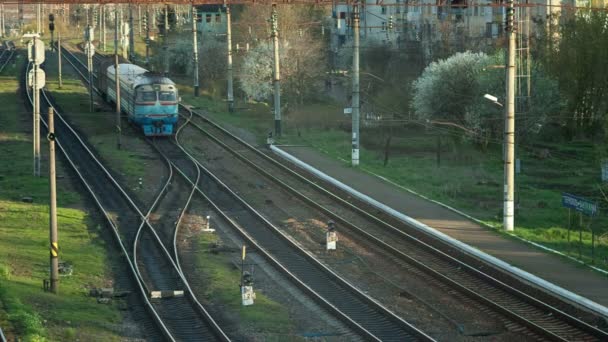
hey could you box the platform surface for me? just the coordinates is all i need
[277,145,608,309]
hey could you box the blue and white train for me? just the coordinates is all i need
[103,63,179,136]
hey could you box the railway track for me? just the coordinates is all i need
[0,41,15,73]
[179,107,608,341]
[160,108,432,341]
[34,47,229,341]
[58,42,436,340]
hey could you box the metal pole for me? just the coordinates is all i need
[102,5,106,52]
[192,5,199,97]
[34,38,41,177]
[138,5,142,36]
[87,26,94,113]
[351,3,360,167]
[37,4,41,34]
[164,5,169,75]
[129,4,134,61]
[271,4,281,137]
[115,12,121,150]
[58,32,62,89]
[504,0,516,231]
[226,4,234,112]
[48,107,59,294]
[145,6,150,66]
[0,4,4,38]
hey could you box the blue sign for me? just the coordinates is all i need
[562,193,598,216]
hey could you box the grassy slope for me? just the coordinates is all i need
[0,55,124,341]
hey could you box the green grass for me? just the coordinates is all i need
[0,54,124,341]
[195,233,293,335]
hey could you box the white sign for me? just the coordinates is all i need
[84,42,95,57]
[326,231,338,250]
[343,107,352,115]
[241,286,255,306]
[27,69,46,89]
[27,39,45,65]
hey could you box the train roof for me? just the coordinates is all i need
[107,63,175,89]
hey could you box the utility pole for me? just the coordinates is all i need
[270,4,281,137]
[0,4,4,38]
[85,26,94,113]
[192,5,199,97]
[164,4,169,75]
[145,6,150,66]
[48,107,59,294]
[504,0,516,232]
[351,3,360,167]
[115,12,121,150]
[102,5,107,52]
[226,4,234,112]
[138,5,142,36]
[37,4,41,34]
[129,4,135,61]
[58,32,62,89]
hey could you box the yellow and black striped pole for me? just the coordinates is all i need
[48,107,59,293]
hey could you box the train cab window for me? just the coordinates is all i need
[137,91,157,102]
[159,91,177,102]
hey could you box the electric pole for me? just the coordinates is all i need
[85,26,94,113]
[37,4,41,34]
[192,5,199,97]
[145,6,150,66]
[504,0,516,232]
[164,4,169,76]
[226,4,234,112]
[271,4,281,137]
[129,4,134,61]
[351,3,361,167]
[138,5,142,37]
[115,11,121,150]
[48,107,59,294]
[0,4,4,38]
[58,32,62,89]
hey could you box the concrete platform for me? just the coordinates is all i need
[274,145,608,317]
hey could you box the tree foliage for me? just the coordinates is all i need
[236,5,328,104]
[411,51,489,125]
[541,10,608,139]
[411,51,562,145]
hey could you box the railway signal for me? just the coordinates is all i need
[240,246,255,306]
[326,220,338,250]
[84,26,95,112]
[25,34,45,177]
[48,13,55,49]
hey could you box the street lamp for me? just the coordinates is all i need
[484,94,503,107]
[484,93,514,232]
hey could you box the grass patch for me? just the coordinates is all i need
[195,233,293,335]
[0,53,125,341]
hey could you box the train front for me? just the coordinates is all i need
[134,78,179,136]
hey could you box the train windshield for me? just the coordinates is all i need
[136,91,157,102]
[159,91,177,102]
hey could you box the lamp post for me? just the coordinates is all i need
[484,93,515,232]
